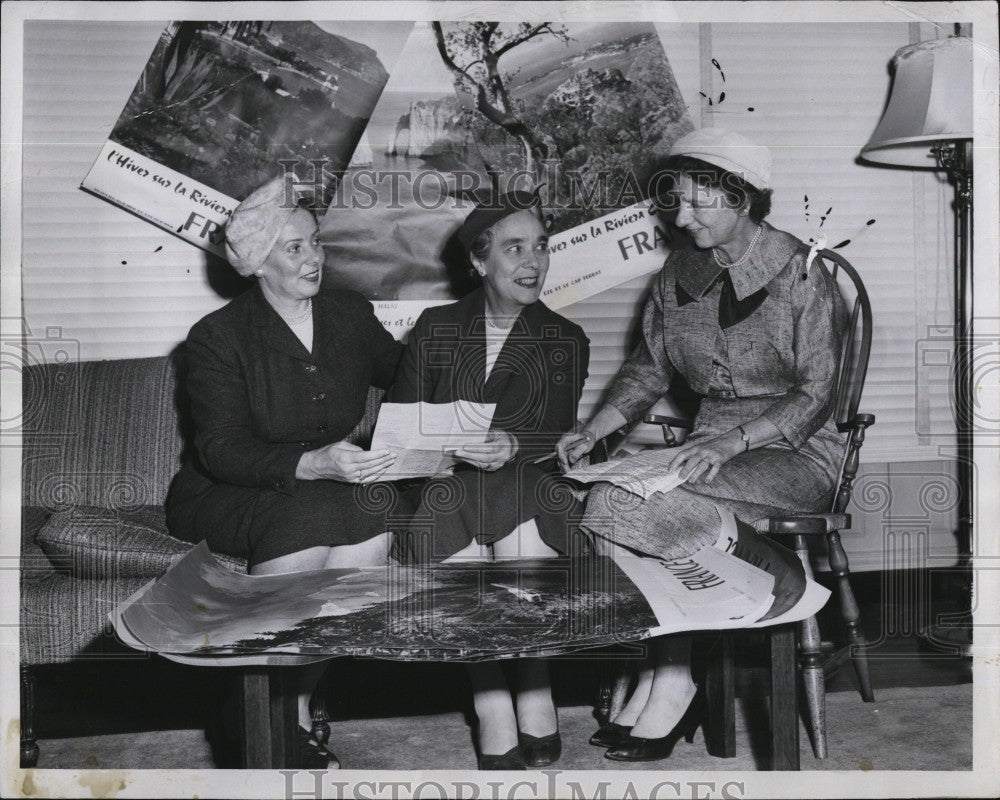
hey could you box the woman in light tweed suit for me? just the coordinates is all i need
[557,129,845,762]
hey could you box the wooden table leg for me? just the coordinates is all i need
[703,634,736,758]
[769,625,800,770]
[269,667,298,767]
[239,666,297,768]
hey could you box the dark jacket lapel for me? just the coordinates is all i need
[250,284,315,362]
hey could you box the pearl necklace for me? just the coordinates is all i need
[277,299,312,324]
[484,313,514,331]
[713,224,763,269]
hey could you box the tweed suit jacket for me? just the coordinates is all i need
[605,222,845,451]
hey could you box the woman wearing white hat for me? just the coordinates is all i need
[557,129,846,761]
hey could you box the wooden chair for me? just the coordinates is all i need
[595,248,875,768]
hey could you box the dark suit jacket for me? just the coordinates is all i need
[177,283,401,495]
[388,288,590,461]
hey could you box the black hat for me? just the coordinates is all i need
[456,190,541,253]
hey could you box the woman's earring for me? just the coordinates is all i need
[255,269,264,278]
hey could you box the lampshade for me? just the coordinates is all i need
[860,36,974,168]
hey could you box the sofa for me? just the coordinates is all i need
[18,353,382,766]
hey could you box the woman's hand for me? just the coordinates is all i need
[557,428,597,472]
[453,431,517,471]
[666,432,743,484]
[297,441,396,483]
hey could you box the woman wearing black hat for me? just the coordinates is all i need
[388,191,590,769]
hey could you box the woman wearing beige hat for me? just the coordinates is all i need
[557,128,845,761]
[166,175,403,769]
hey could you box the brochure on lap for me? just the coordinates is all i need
[563,449,685,499]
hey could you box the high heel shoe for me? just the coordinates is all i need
[296,725,340,770]
[603,686,705,762]
[589,722,632,748]
[518,730,561,767]
[478,744,527,770]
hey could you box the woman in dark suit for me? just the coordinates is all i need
[166,176,402,769]
[389,192,590,769]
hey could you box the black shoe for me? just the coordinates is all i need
[518,730,561,767]
[478,744,527,770]
[604,688,705,762]
[296,725,340,770]
[589,722,633,748]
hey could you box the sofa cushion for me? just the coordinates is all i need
[35,506,247,578]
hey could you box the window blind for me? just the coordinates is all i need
[21,21,230,361]
[705,22,957,463]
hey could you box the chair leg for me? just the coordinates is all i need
[595,658,613,725]
[792,534,827,759]
[20,664,39,767]
[798,615,827,758]
[310,666,332,750]
[702,634,736,758]
[769,626,800,770]
[607,658,633,723]
[827,529,875,702]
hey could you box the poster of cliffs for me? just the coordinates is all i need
[80,21,412,256]
[321,21,693,333]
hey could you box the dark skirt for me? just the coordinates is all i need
[391,462,586,563]
[167,464,408,569]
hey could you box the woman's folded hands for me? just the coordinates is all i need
[296,441,396,483]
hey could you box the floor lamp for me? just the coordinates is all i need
[860,35,974,652]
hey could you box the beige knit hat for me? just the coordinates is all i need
[224,176,303,277]
[669,128,772,191]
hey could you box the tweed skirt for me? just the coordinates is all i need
[581,397,844,561]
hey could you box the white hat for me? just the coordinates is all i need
[669,128,772,191]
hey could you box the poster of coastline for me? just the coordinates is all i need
[80,21,412,256]
[322,21,693,333]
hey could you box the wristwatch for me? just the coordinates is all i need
[737,426,751,451]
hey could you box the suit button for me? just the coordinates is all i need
[273,478,286,490]
[313,392,326,401]
[317,425,327,433]
[305,364,317,373]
